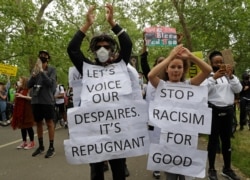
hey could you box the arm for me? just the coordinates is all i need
[140,51,150,82]
[178,49,213,85]
[112,24,132,64]
[67,6,95,75]
[140,33,150,81]
[106,4,132,64]
[15,93,32,100]
[40,67,56,88]
[228,75,243,93]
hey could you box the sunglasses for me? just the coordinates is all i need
[95,45,111,51]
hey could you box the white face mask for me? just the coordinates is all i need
[96,47,110,63]
[17,81,22,87]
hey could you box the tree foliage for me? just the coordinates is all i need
[0,0,249,85]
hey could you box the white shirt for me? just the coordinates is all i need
[207,74,242,107]
[55,84,65,104]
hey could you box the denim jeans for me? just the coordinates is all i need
[0,100,7,121]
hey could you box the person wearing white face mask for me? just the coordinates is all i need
[67,4,131,74]
[11,76,35,150]
[67,4,132,180]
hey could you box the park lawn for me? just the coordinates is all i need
[231,128,250,177]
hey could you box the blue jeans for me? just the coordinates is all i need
[0,100,7,121]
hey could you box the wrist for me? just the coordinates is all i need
[80,23,91,33]
[229,75,234,79]
[109,21,116,27]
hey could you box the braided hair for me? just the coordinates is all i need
[89,33,119,54]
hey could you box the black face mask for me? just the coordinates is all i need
[212,66,220,72]
[40,57,48,63]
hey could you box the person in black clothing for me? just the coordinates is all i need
[67,4,132,180]
[239,72,250,130]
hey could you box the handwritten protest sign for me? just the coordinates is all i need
[0,63,17,76]
[147,81,211,178]
[68,66,82,107]
[147,144,207,178]
[80,62,132,104]
[64,61,150,164]
[144,26,177,47]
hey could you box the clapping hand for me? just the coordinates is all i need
[105,4,113,23]
[86,6,95,25]
[176,46,192,60]
[33,58,43,76]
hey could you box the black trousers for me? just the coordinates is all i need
[207,105,233,170]
[240,98,247,127]
[90,158,126,180]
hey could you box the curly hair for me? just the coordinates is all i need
[89,34,119,54]
[208,50,222,62]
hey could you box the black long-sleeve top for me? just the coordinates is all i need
[240,80,250,99]
[67,24,132,76]
[140,51,150,82]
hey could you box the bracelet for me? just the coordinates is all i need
[116,29,125,37]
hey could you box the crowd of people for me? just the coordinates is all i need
[2,3,248,180]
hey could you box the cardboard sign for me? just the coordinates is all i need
[144,26,177,47]
[0,63,17,76]
[221,49,235,66]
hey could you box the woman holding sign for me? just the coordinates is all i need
[67,4,132,180]
[147,44,212,180]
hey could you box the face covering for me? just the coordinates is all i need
[40,57,48,63]
[17,81,22,87]
[96,47,110,63]
[212,66,220,72]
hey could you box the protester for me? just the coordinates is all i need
[65,85,73,109]
[147,44,212,180]
[54,82,68,129]
[27,50,57,158]
[0,77,10,126]
[206,50,242,180]
[67,4,132,180]
[8,83,16,103]
[11,76,35,150]
[239,72,250,130]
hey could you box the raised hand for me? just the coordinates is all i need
[176,47,191,59]
[105,4,115,26]
[86,6,95,25]
[168,44,183,59]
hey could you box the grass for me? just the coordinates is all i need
[200,110,250,178]
[231,127,250,177]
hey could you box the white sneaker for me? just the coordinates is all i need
[24,141,35,150]
[0,121,7,126]
[17,142,27,149]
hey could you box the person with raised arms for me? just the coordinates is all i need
[148,44,212,180]
[67,4,132,180]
